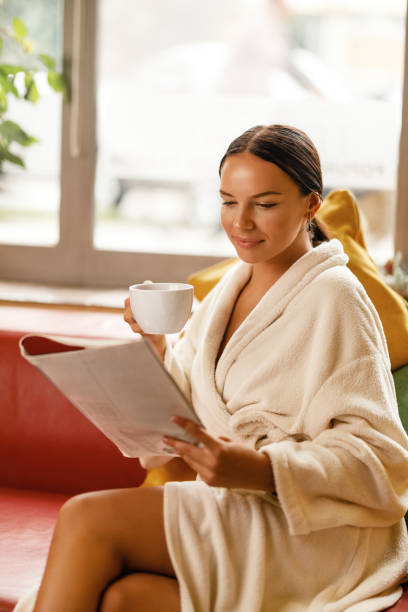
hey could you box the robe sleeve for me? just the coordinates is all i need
[261,354,408,536]
[163,334,194,402]
[138,313,198,466]
[163,263,240,401]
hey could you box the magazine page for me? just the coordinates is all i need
[19,334,201,458]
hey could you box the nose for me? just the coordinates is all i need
[232,204,255,230]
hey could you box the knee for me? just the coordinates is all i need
[100,574,180,612]
[56,492,102,537]
[99,578,136,612]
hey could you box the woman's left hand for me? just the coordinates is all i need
[163,416,275,492]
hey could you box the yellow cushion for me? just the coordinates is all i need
[140,457,196,488]
[316,189,408,371]
[187,258,239,301]
[142,189,408,487]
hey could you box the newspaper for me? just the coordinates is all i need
[19,334,201,458]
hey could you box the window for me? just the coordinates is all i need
[0,0,407,287]
[0,0,63,246]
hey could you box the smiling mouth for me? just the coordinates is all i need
[233,237,264,248]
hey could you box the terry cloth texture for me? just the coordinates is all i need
[159,239,408,611]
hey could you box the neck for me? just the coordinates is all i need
[249,234,312,290]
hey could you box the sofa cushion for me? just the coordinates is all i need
[188,258,238,302]
[0,329,146,494]
[0,488,68,611]
[0,304,146,494]
[393,364,408,434]
[388,586,408,610]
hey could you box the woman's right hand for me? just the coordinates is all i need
[123,297,166,360]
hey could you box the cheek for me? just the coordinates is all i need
[268,209,304,234]
[220,208,231,232]
[261,211,287,235]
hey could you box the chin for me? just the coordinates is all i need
[234,249,265,264]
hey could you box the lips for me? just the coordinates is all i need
[233,236,263,248]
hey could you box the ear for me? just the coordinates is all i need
[305,191,322,218]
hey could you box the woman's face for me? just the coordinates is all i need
[220,151,316,268]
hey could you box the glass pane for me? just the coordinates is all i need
[0,0,63,246]
[94,0,406,263]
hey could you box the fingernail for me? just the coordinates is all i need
[162,436,169,443]
[171,415,181,423]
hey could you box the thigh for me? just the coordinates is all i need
[70,485,175,577]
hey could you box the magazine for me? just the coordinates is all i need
[19,334,201,458]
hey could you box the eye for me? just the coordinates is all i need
[221,200,236,206]
[256,202,278,209]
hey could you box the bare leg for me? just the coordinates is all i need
[33,486,176,612]
[100,573,180,612]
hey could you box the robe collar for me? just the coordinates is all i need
[200,240,348,404]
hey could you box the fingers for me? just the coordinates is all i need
[164,418,227,485]
[169,416,219,451]
[123,297,143,334]
[177,453,210,478]
[163,436,204,464]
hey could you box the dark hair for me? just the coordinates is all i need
[219,124,329,246]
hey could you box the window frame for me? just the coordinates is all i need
[0,0,221,288]
[0,0,407,288]
[395,0,408,257]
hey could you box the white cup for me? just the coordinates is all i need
[129,281,194,334]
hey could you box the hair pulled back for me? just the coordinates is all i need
[219,124,328,245]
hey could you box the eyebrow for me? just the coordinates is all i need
[219,189,282,198]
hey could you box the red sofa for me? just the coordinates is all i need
[1,303,407,611]
[0,305,146,611]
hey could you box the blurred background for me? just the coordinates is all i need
[0,0,405,265]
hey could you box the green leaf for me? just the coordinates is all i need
[47,70,68,101]
[12,18,27,42]
[39,53,55,70]
[0,71,18,97]
[47,70,65,93]
[24,73,39,102]
[0,87,7,114]
[0,120,37,146]
[0,145,25,167]
[25,81,39,102]
[0,64,24,76]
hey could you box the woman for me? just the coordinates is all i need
[23,125,408,611]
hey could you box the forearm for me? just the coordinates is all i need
[259,452,276,491]
[164,416,277,492]
[242,450,276,492]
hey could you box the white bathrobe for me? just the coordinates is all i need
[14,240,408,612]
[160,239,408,611]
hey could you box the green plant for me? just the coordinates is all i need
[0,16,66,170]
